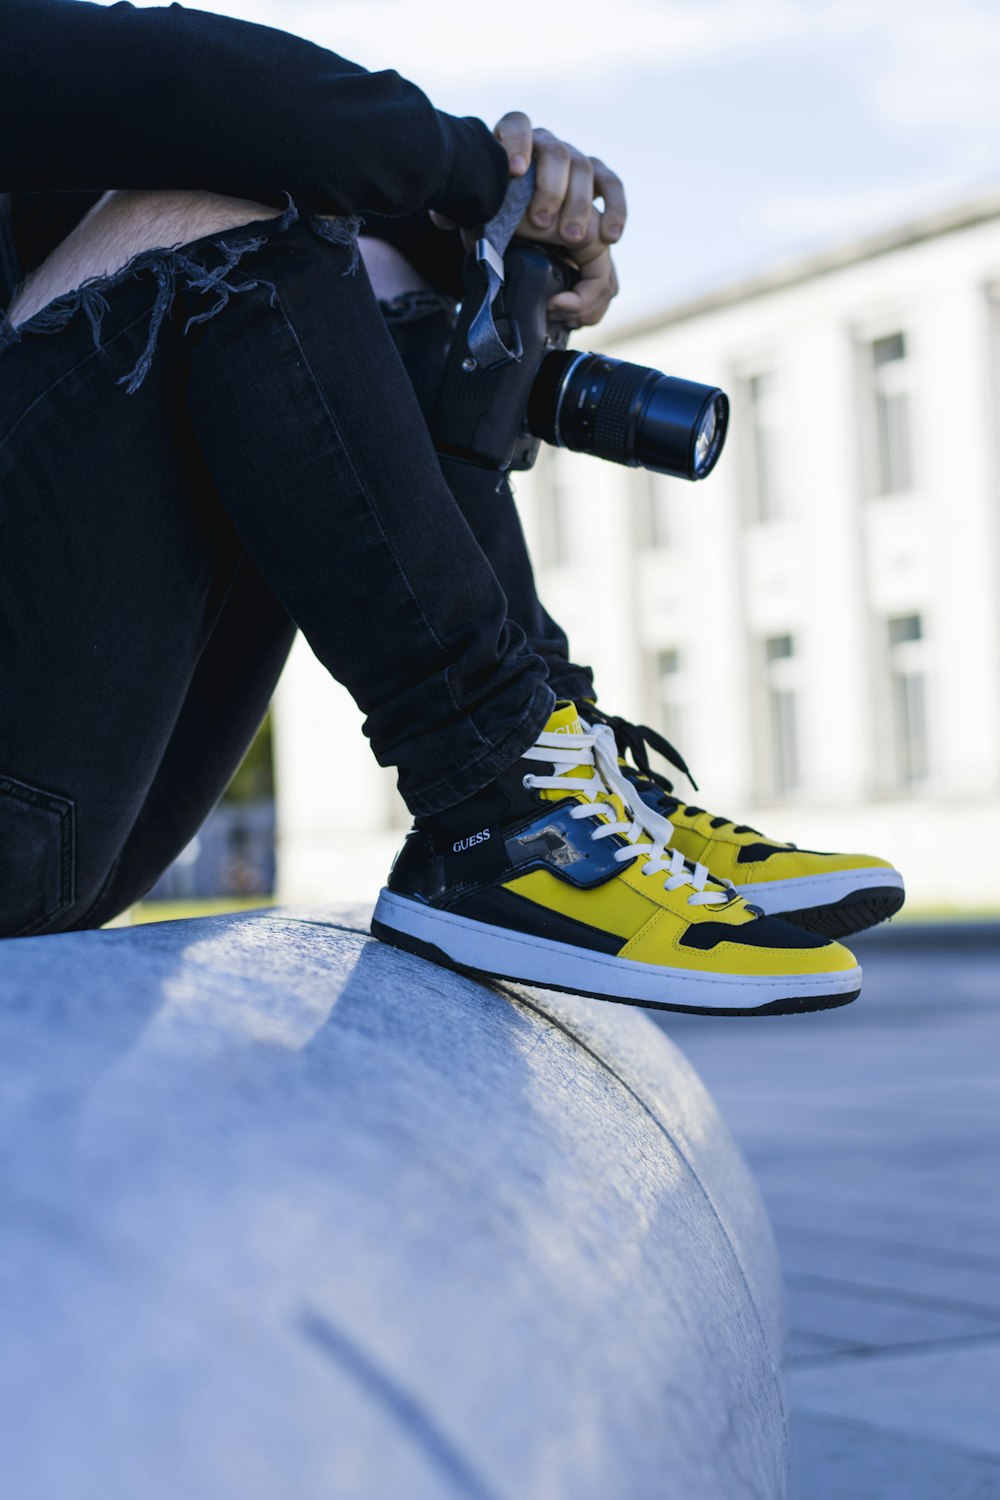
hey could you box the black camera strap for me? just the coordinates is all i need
[466,163,537,370]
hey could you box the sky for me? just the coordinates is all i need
[122,0,1000,326]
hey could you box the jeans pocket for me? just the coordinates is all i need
[0,774,76,937]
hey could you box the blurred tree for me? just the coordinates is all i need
[222,712,274,804]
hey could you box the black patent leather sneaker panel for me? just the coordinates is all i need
[387,798,627,906]
[635,783,679,819]
[502,801,625,889]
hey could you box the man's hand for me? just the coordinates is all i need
[493,110,624,330]
[430,111,624,329]
[490,111,623,329]
[493,111,626,247]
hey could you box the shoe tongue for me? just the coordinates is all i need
[536,700,610,800]
[543,701,585,736]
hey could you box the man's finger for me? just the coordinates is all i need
[493,110,532,174]
[550,300,609,329]
[558,154,595,245]
[528,129,571,229]
[550,286,611,326]
[549,252,617,326]
[562,207,606,264]
[591,158,627,243]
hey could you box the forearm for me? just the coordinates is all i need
[1,1,509,227]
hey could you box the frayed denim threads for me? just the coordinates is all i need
[0,197,361,394]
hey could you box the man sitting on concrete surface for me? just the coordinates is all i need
[0,0,903,1012]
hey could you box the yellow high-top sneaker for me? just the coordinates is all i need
[586,705,905,940]
[372,703,861,1015]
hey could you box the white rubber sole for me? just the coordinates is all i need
[371,890,862,1015]
[738,866,905,916]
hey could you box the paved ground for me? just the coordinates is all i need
[650,921,1000,1499]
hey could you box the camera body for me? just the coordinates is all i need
[431,241,573,473]
[430,240,730,483]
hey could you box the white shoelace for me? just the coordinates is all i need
[522,721,734,907]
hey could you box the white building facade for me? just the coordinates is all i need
[275,191,1000,912]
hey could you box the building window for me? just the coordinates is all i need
[637,471,676,550]
[762,634,800,794]
[744,370,783,523]
[869,332,914,496]
[652,648,686,749]
[887,613,929,789]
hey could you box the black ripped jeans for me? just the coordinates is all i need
[0,205,593,937]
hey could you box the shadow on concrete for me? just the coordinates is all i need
[0,905,788,1500]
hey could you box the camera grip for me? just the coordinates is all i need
[430,242,576,473]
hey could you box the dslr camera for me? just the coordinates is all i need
[430,239,729,479]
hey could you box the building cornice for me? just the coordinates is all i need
[607,186,1000,344]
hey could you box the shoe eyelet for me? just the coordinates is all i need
[522,774,535,789]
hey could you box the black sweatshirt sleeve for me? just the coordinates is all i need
[0,0,511,227]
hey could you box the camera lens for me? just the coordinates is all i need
[694,403,718,475]
[526,350,729,480]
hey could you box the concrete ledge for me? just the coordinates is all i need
[0,907,787,1499]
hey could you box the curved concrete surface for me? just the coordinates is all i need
[0,907,787,1499]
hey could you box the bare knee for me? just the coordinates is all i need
[8,188,283,328]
